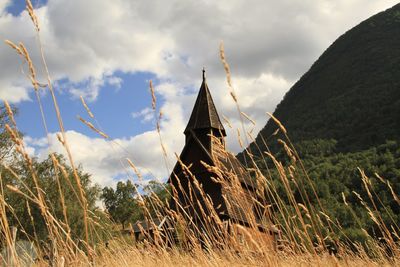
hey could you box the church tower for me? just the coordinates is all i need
[168,69,277,249]
[183,69,226,149]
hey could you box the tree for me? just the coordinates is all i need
[143,180,171,204]
[2,154,101,242]
[101,180,171,229]
[143,180,171,217]
[0,104,102,244]
[255,138,400,246]
[101,180,141,229]
[0,104,18,163]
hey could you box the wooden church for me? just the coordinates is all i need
[168,70,278,249]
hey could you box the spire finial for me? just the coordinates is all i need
[202,67,206,81]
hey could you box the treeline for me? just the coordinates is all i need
[255,139,400,244]
[1,154,103,244]
[0,105,168,249]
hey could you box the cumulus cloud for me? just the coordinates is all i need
[3,0,398,186]
[25,130,172,187]
[69,74,123,101]
[0,1,10,13]
[132,107,155,123]
[1,0,397,102]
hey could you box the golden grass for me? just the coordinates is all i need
[27,244,399,267]
[0,2,399,266]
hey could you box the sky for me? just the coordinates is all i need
[0,0,398,188]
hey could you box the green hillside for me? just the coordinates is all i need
[249,4,400,154]
[242,4,400,245]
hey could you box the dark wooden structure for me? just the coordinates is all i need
[168,70,278,249]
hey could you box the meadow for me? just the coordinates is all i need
[0,1,399,266]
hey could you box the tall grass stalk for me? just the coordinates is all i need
[0,2,398,266]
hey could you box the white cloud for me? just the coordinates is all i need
[3,0,399,186]
[0,1,10,15]
[0,83,30,103]
[68,74,123,101]
[132,107,155,123]
[25,130,172,187]
[1,0,397,102]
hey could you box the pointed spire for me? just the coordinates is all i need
[184,69,226,136]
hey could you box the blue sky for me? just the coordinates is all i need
[17,72,156,139]
[1,0,398,187]
[6,0,47,16]
[6,1,158,139]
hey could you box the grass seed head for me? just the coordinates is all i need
[4,40,22,55]
[267,112,287,135]
[80,96,94,118]
[149,80,157,110]
[26,0,40,31]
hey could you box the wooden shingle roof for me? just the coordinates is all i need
[213,149,256,191]
[184,70,226,136]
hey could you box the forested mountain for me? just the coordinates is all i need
[241,4,400,244]
[246,3,400,155]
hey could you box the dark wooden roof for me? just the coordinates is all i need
[184,71,226,136]
[213,149,256,191]
[169,129,255,191]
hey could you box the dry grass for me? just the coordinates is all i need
[21,243,398,267]
[0,2,399,266]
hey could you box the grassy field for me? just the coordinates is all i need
[1,1,399,266]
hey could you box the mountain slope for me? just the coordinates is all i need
[248,4,400,155]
